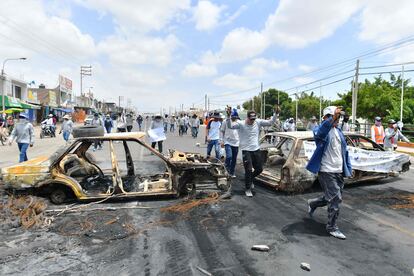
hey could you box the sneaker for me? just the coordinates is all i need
[230,174,236,179]
[245,189,253,197]
[251,183,255,189]
[307,199,316,218]
[93,148,96,152]
[329,230,346,240]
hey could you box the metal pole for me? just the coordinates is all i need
[400,65,404,122]
[351,59,360,124]
[319,82,322,122]
[277,90,280,106]
[260,82,263,118]
[295,93,298,131]
[263,90,266,118]
[204,94,207,112]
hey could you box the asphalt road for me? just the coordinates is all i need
[0,122,413,275]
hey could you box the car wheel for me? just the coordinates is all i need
[72,125,105,138]
[50,188,67,204]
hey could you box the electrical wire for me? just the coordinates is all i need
[359,61,414,70]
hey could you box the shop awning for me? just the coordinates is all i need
[5,108,24,114]
[0,95,22,108]
[20,101,41,110]
[54,107,73,113]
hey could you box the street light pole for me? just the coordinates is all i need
[400,65,404,122]
[1,57,27,116]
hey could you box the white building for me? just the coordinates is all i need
[0,74,28,101]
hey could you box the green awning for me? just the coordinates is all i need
[0,95,22,108]
[19,101,40,110]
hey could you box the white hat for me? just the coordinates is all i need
[323,106,337,117]
[48,114,53,117]
[63,114,70,119]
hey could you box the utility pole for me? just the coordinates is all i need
[204,94,207,112]
[260,82,263,118]
[295,91,298,130]
[400,65,405,122]
[208,98,210,111]
[80,65,92,107]
[351,59,359,124]
[251,98,254,111]
[319,82,322,122]
[277,90,280,106]
[263,90,266,118]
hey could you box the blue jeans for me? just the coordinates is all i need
[225,144,239,175]
[207,139,221,159]
[191,127,198,138]
[63,130,70,141]
[105,127,112,134]
[170,124,175,132]
[18,143,29,163]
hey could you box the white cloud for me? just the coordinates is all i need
[98,34,179,67]
[79,0,191,33]
[298,64,315,72]
[193,1,225,31]
[242,58,288,77]
[218,28,269,63]
[182,63,217,77]
[213,73,253,90]
[358,0,414,44]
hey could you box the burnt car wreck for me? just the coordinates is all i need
[0,132,230,204]
[257,131,411,192]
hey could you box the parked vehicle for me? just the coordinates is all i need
[257,131,411,192]
[0,131,230,204]
[40,122,55,139]
[84,115,94,125]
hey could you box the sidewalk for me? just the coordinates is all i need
[397,146,414,156]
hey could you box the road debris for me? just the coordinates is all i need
[0,195,50,229]
[196,266,212,276]
[161,192,220,213]
[251,245,270,252]
[300,262,311,271]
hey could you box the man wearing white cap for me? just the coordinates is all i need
[371,116,385,146]
[306,106,352,240]
[8,114,35,162]
[60,115,73,142]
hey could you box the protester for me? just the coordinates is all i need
[178,114,185,136]
[226,106,279,197]
[59,115,73,142]
[384,119,410,151]
[339,114,351,132]
[206,112,222,159]
[220,109,240,177]
[283,118,295,132]
[116,113,127,133]
[169,115,176,132]
[306,106,351,240]
[306,116,319,131]
[150,114,164,152]
[136,114,143,131]
[126,113,134,132]
[104,114,113,133]
[42,114,55,136]
[91,113,104,151]
[371,116,385,146]
[183,114,189,134]
[164,114,169,133]
[189,114,200,138]
[8,114,34,163]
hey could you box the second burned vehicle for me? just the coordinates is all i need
[257,132,411,192]
[0,131,230,204]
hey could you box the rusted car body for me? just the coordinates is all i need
[257,131,411,192]
[0,132,229,203]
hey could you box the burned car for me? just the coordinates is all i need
[0,132,229,204]
[257,131,411,192]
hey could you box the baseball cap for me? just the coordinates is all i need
[247,111,257,119]
[323,106,337,117]
[375,116,381,121]
[388,119,396,124]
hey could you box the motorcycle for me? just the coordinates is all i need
[40,123,55,139]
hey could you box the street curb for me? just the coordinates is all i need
[396,150,414,157]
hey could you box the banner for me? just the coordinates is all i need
[59,75,73,94]
[302,141,409,173]
[147,127,166,143]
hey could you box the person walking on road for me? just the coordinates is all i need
[226,105,279,197]
[384,119,410,151]
[221,109,240,177]
[283,118,295,132]
[91,113,104,151]
[59,115,73,142]
[136,115,143,131]
[149,114,165,153]
[371,117,385,146]
[8,114,34,163]
[189,114,200,138]
[169,115,176,133]
[206,112,222,159]
[178,115,185,136]
[306,116,319,131]
[126,113,134,132]
[116,113,127,133]
[306,106,352,240]
[163,114,169,133]
[104,114,114,133]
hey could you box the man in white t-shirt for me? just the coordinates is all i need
[206,112,222,159]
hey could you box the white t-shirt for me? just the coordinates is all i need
[207,120,221,140]
[320,128,343,173]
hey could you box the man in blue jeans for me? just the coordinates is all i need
[206,112,222,159]
[8,114,35,162]
[306,106,352,240]
[220,109,239,177]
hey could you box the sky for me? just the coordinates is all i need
[1,0,414,112]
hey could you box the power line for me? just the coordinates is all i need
[359,61,414,70]
[359,69,414,76]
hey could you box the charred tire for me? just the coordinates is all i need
[50,188,67,204]
[72,125,104,138]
